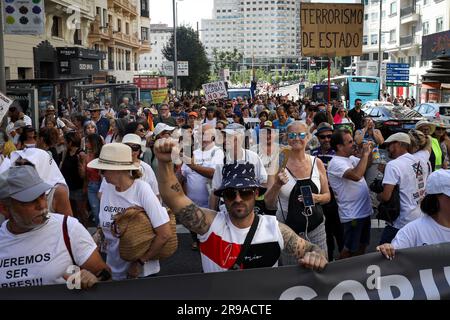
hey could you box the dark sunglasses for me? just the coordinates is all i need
[222,188,255,201]
[318,134,332,140]
[138,128,146,132]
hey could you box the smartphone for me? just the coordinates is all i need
[300,185,315,207]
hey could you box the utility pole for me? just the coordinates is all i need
[0,1,7,93]
[172,0,178,97]
[377,0,382,79]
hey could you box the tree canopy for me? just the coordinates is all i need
[162,26,210,92]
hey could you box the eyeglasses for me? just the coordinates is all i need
[318,134,332,140]
[222,188,255,201]
[127,144,141,152]
[288,132,307,140]
[138,128,146,132]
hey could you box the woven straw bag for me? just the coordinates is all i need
[111,206,178,262]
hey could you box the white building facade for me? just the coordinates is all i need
[139,24,172,73]
[356,0,450,99]
[201,0,302,70]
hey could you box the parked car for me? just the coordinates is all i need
[413,103,450,126]
[363,104,426,138]
[362,101,394,109]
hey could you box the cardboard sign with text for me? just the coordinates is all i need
[202,81,228,102]
[0,91,13,123]
[300,3,364,57]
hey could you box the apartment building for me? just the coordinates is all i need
[88,0,151,83]
[201,0,302,70]
[139,24,173,73]
[356,0,450,98]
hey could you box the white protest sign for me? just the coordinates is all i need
[202,81,228,102]
[0,91,13,123]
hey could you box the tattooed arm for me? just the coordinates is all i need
[155,138,216,235]
[278,222,328,271]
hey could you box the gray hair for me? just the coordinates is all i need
[286,120,309,133]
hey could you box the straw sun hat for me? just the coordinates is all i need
[87,143,139,171]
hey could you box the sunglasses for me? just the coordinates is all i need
[138,128,146,132]
[288,132,307,140]
[222,188,255,201]
[318,134,332,140]
[127,144,141,152]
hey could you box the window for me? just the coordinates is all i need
[422,21,429,35]
[371,12,378,21]
[373,52,378,61]
[51,16,62,37]
[390,2,397,15]
[389,29,396,42]
[141,27,149,41]
[383,52,389,59]
[363,35,368,45]
[371,34,378,45]
[360,53,370,60]
[117,19,122,32]
[74,29,82,45]
[364,14,368,21]
[408,56,416,67]
[436,17,443,32]
[398,57,405,63]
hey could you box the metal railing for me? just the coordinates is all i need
[400,6,416,17]
[400,35,413,45]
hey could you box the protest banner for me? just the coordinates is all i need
[0,91,13,123]
[202,81,228,102]
[151,89,168,104]
[300,3,364,57]
[1,243,449,300]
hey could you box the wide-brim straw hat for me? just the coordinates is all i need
[87,143,139,171]
[415,120,436,135]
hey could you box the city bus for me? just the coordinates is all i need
[303,84,340,103]
[322,76,380,109]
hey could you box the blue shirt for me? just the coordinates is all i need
[310,147,336,170]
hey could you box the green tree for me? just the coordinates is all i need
[162,26,210,92]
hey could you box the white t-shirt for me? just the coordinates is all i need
[392,215,450,249]
[203,118,217,127]
[212,148,268,191]
[181,146,224,207]
[99,161,159,197]
[99,180,169,280]
[328,155,373,222]
[382,151,430,229]
[198,210,284,273]
[139,160,159,196]
[40,117,66,129]
[0,214,97,288]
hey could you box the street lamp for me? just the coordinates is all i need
[172,0,183,97]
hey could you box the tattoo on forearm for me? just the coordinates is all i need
[170,183,182,193]
[279,223,325,259]
[176,203,209,234]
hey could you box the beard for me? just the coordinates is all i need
[226,201,253,220]
[10,209,50,231]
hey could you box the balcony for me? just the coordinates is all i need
[138,39,151,53]
[400,6,419,24]
[107,0,137,17]
[399,35,420,47]
[88,17,110,43]
[110,29,140,48]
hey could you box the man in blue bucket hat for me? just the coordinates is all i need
[154,138,328,273]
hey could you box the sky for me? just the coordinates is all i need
[150,0,214,29]
[149,0,357,29]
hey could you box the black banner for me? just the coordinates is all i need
[0,243,449,300]
[421,30,450,61]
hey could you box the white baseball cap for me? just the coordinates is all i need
[153,123,176,137]
[425,169,450,197]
